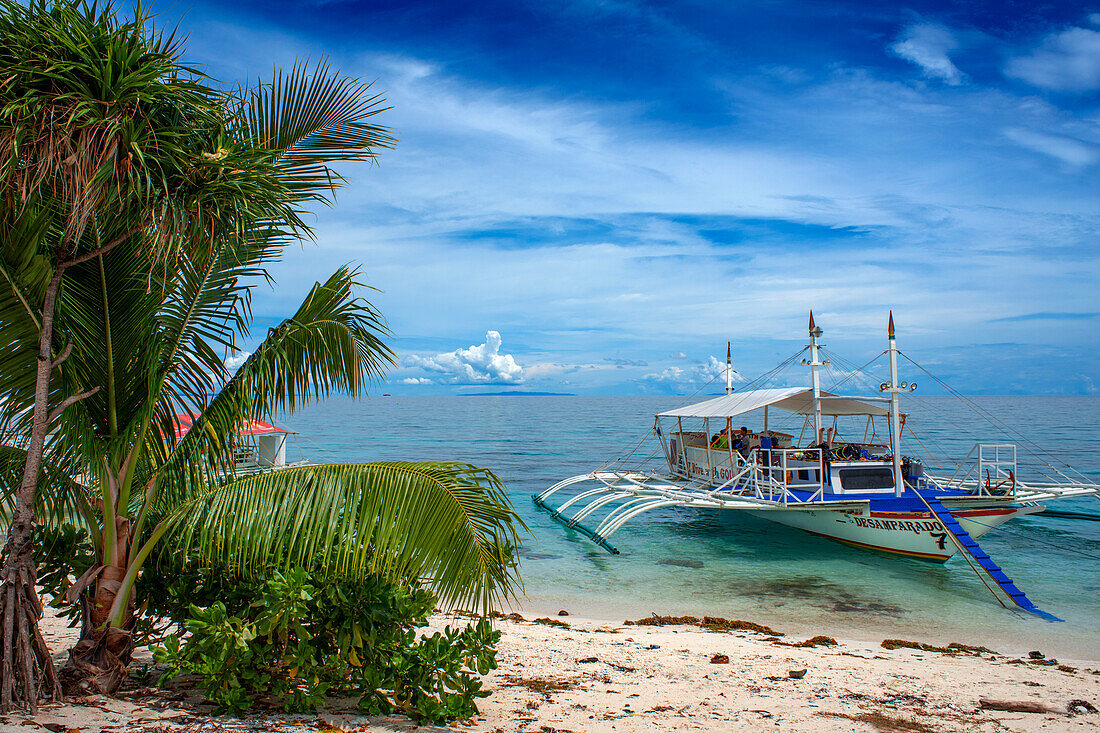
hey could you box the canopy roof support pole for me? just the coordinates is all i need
[704,417,713,482]
[726,417,735,474]
[677,417,684,477]
[655,416,672,472]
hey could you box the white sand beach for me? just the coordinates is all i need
[2,601,1096,733]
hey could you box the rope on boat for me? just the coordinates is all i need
[952,514,1100,561]
[593,346,809,475]
[915,494,1062,621]
[818,346,1099,488]
[899,352,1097,487]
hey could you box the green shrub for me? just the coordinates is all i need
[151,567,499,722]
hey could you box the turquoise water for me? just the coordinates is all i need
[281,395,1100,657]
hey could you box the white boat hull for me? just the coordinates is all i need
[753,506,1037,561]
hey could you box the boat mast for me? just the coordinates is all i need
[725,341,733,395]
[807,311,824,442]
[887,312,904,497]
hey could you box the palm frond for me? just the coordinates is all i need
[154,265,394,499]
[238,59,396,203]
[0,443,93,533]
[150,225,282,421]
[0,0,221,256]
[0,207,53,437]
[162,461,524,609]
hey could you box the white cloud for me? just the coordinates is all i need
[403,331,524,384]
[234,46,1097,394]
[1003,127,1099,167]
[640,356,743,392]
[890,23,964,85]
[1005,26,1100,92]
[224,350,251,372]
[399,377,433,385]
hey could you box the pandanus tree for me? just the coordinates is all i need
[0,0,523,709]
[0,0,246,710]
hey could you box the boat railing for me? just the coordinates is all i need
[665,446,817,506]
[942,443,1018,498]
[716,447,825,506]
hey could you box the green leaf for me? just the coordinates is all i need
[164,461,525,610]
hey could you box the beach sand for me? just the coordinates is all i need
[2,602,1096,732]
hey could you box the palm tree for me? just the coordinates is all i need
[0,0,250,710]
[0,0,524,707]
[8,251,522,695]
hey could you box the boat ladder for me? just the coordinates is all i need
[916,493,1062,622]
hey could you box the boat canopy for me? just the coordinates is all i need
[657,387,889,419]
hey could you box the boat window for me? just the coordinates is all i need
[798,469,809,481]
[838,467,894,490]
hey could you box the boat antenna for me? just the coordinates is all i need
[804,311,824,442]
[881,311,916,496]
[725,341,734,395]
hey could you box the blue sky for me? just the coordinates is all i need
[166,0,1097,394]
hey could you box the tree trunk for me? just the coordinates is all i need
[59,573,135,696]
[1,235,141,708]
[0,273,64,713]
[60,518,134,696]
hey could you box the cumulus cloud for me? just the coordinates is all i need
[400,377,433,385]
[403,331,524,384]
[639,356,743,392]
[890,23,964,85]
[1005,25,1100,92]
[207,15,1098,395]
[1003,127,1099,167]
[224,350,251,372]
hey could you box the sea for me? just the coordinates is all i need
[280,395,1100,658]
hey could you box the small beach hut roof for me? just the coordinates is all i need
[657,387,889,419]
[171,414,291,440]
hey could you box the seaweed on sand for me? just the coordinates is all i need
[623,614,783,636]
[773,635,837,648]
[533,617,571,629]
[500,674,578,701]
[817,710,940,733]
[881,639,995,655]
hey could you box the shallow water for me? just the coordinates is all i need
[281,395,1100,657]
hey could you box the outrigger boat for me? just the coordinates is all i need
[534,313,1100,620]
